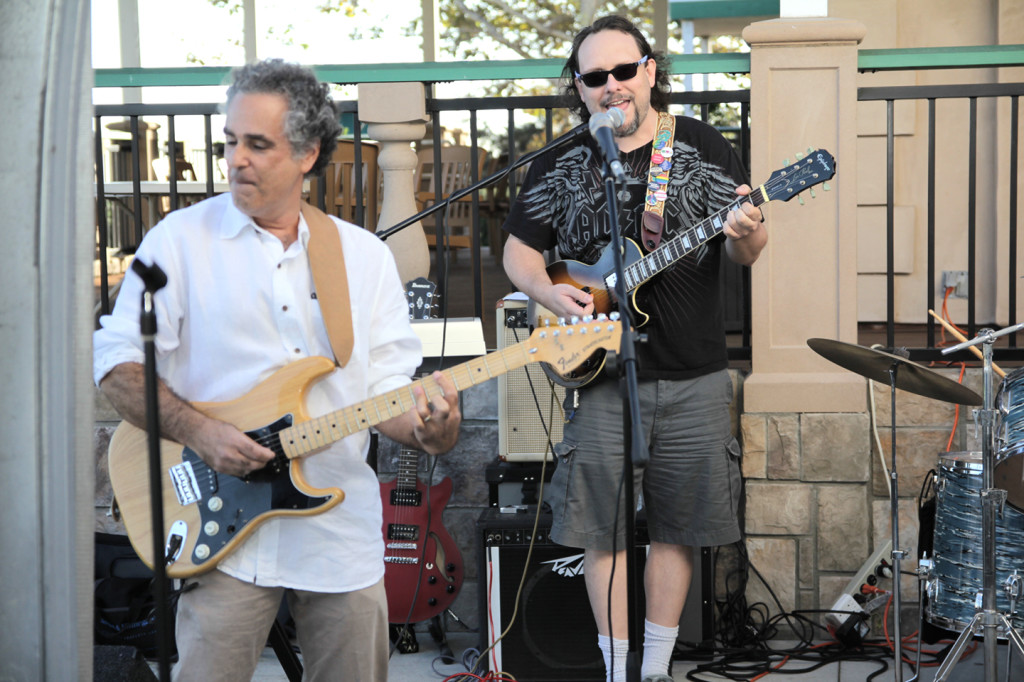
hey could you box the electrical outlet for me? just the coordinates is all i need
[942,270,969,298]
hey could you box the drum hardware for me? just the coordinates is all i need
[915,553,935,674]
[1007,572,1023,677]
[933,325,1024,682]
[808,337,983,682]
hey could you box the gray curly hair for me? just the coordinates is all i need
[226,59,340,177]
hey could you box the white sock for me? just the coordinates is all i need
[597,634,629,682]
[641,618,678,679]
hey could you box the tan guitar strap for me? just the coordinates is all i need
[301,203,353,368]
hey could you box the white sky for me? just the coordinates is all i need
[91,0,426,69]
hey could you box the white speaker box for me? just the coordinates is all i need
[496,295,565,462]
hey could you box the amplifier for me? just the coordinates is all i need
[477,509,712,681]
[496,296,565,462]
[477,508,641,680]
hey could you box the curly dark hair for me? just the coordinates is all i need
[226,59,340,177]
[561,15,672,124]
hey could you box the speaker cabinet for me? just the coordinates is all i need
[496,296,565,462]
[477,508,711,681]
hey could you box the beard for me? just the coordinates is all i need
[612,97,649,139]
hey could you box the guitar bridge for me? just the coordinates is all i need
[169,460,201,506]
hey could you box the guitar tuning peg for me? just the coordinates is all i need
[795,151,804,160]
[798,195,805,206]
[810,188,816,199]
[823,182,831,191]
[807,146,815,154]
[783,158,790,166]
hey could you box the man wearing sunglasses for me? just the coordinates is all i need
[501,15,766,682]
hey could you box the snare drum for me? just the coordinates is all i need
[927,452,1024,632]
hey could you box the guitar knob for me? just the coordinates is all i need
[446,562,456,573]
[446,585,455,594]
[208,496,223,512]
[428,576,437,584]
[194,544,210,560]
[428,598,437,606]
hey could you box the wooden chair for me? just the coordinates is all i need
[414,145,488,253]
[309,140,380,230]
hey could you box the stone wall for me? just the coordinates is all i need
[741,366,987,630]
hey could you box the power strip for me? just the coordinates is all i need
[823,540,894,643]
[840,540,893,597]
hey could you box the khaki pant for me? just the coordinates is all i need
[173,570,388,682]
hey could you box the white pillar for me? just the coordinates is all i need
[358,82,431,283]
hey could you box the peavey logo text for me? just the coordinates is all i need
[541,552,586,577]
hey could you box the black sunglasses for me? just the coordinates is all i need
[575,55,649,88]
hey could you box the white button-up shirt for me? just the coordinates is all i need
[95,193,421,592]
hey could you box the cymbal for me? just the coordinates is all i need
[807,338,982,406]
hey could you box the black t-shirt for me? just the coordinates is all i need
[503,115,749,380]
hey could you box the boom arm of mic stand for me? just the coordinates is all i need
[375,123,589,241]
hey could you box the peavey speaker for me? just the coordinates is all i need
[477,508,712,681]
[477,508,650,681]
[496,296,565,462]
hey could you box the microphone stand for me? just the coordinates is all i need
[130,258,173,682]
[375,123,590,242]
[596,157,647,682]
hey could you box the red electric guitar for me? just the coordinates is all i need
[380,448,462,624]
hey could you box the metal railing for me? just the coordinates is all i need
[93,90,753,359]
[93,48,1024,364]
[857,82,1024,363]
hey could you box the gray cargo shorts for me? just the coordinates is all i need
[547,370,742,551]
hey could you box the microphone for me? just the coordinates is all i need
[588,108,627,183]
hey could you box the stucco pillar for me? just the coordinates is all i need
[357,82,430,283]
[742,18,868,413]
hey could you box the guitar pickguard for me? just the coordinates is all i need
[180,414,333,568]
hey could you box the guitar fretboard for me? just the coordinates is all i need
[622,150,831,292]
[623,197,754,291]
[279,341,531,458]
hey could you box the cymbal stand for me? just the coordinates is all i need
[881,355,909,682]
[935,326,1024,682]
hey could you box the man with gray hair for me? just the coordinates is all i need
[94,59,461,681]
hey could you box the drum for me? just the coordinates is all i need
[996,368,1024,510]
[927,452,1024,632]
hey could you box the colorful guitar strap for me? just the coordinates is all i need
[641,111,676,252]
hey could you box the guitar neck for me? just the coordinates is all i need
[279,339,532,459]
[624,190,767,292]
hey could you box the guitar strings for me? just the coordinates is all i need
[579,161,819,318]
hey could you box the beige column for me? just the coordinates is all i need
[742,18,867,413]
[357,82,430,283]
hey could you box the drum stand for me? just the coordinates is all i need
[883,357,909,682]
[934,327,1024,682]
[807,337,983,682]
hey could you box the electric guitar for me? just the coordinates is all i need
[107,319,623,578]
[380,448,462,624]
[531,150,836,388]
[405,276,439,320]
